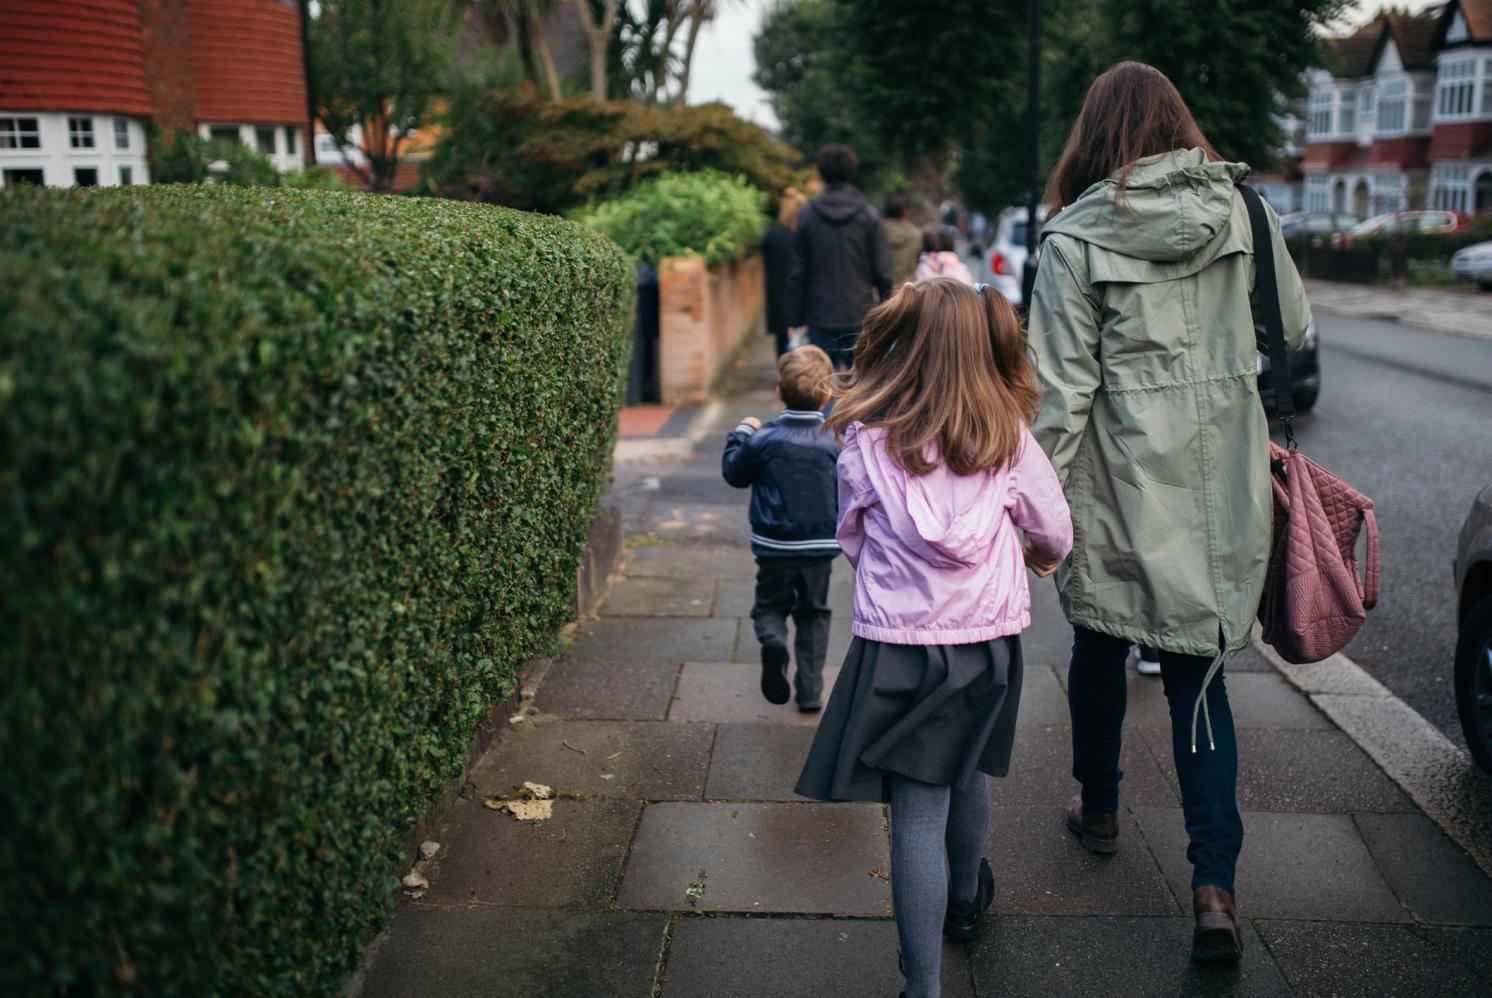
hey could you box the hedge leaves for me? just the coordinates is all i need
[0,185,633,994]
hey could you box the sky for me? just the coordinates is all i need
[685,0,1453,133]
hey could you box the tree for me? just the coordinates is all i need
[475,0,566,101]
[574,0,621,102]
[1097,0,1349,169]
[311,0,456,192]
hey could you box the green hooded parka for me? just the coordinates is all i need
[1029,148,1311,668]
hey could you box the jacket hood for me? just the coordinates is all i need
[848,424,1003,568]
[1042,148,1250,264]
[814,184,871,225]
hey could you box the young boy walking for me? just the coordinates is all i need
[722,346,840,711]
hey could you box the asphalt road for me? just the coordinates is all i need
[1285,311,1492,742]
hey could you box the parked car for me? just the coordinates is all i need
[1278,210,1361,238]
[985,205,1050,306]
[1334,210,1468,247]
[1454,479,1492,773]
[1451,240,1492,291]
[1258,317,1321,413]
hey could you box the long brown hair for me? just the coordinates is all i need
[826,279,1040,477]
[1044,61,1220,209]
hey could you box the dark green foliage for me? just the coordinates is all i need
[574,169,770,265]
[427,85,805,213]
[0,185,633,994]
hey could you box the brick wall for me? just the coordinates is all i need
[657,255,764,403]
[140,0,196,135]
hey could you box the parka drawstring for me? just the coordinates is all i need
[1189,643,1229,753]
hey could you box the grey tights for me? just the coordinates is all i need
[888,774,992,998]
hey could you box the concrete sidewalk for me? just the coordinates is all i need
[1304,279,1492,341]
[356,337,1492,997]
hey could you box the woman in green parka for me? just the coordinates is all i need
[1027,62,1310,961]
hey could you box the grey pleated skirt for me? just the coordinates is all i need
[795,635,1024,803]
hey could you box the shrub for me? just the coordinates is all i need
[426,85,807,213]
[575,169,771,266]
[0,185,633,994]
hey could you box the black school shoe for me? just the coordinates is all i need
[760,640,791,705]
[943,857,995,941]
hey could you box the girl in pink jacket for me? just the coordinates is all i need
[796,279,1072,998]
[914,227,975,285]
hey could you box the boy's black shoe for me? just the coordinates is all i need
[943,858,995,941]
[760,640,791,704]
[797,700,822,713]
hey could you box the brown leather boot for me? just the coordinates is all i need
[1192,885,1242,962]
[1064,795,1119,855]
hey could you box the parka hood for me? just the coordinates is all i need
[1042,148,1251,268]
[813,184,872,225]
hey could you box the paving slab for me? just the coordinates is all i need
[617,802,891,914]
[969,915,1290,998]
[535,657,681,721]
[1017,662,1073,728]
[712,580,758,619]
[704,724,817,801]
[600,576,717,617]
[1132,808,1408,922]
[568,617,741,666]
[662,916,973,998]
[468,719,714,801]
[1138,725,1415,814]
[359,906,666,998]
[1354,812,1492,926]
[639,501,751,544]
[983,806,1181,916]
[1122,672,1330,730]
[669,662,840,725]
[1254,920,1492,998]
[425,798,640,907]
[999,725,1178,808]
[625,543,759,581]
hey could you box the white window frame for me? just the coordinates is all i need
[1377,77,1408,135]
[68,116,95,149]
[0,116,41,150]
[113,117,130,150]
[1308,88,1334,139]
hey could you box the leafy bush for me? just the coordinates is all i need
[574,169,771,266]
[0,185,633,994]
[427,85,806,213]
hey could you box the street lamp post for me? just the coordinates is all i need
[1020,0,1043,311]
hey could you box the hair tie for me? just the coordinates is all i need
[973,282,988,296]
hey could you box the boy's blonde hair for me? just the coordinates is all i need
[777,345,833,411]
[825,279,1040,476]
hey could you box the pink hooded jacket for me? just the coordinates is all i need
[915,251,974,285]
[837,422,1073,644]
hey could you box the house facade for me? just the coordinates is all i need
[0,0,309,188]
[1303,0,1492,217]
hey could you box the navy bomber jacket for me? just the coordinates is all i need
[721,410,841,559]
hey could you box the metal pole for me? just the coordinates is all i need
[1020,0,1043,310]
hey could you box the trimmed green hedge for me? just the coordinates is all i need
[574,169,771,266]
[0,186,633,994]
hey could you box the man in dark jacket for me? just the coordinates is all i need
[786,145,894,370]
[722,346,840,711]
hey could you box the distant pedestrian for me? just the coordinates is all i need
[915,227,974,285]
[763,188,808,356]
[721,345,841,712]
[1029,61,1310,963]
[796,280,1072,998]
[884,193,923,285]
[786,144,893,370]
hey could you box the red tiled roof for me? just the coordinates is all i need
[1326,21,1384,78]
[188,0,307,125]
[1445,0,1492,42]
[1384,11,1440,69]
[0,1,152,115]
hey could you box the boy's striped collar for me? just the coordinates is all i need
[780,409,826,422]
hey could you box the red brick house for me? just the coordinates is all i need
[0,0,310,188]
[1303,0,1492,216]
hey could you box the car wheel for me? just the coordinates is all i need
[1294,388,1319,413]
[1455,593,1492,774]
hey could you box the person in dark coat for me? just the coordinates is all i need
[762,188,808,356]
[786,145,894,370]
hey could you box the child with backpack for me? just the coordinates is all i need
[796,279,1072,998]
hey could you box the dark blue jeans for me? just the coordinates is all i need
[1067,626,1243,894]
[808,325,860,371]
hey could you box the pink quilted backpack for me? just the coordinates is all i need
[1241,185,1381,664]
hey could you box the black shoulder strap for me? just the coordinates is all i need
[1237,183,1296,430]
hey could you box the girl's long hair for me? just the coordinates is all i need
[1043,61,1219,209]
[826,279,1040,477]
